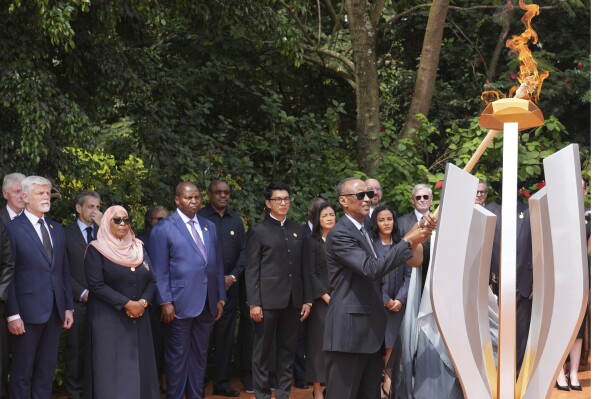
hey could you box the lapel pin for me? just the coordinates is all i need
[293,232,297,238]
[49,224,54,229]
[204,226,208,232]
[519,212,524,219]
[230,230,235,236]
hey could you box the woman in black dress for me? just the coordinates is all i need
[369,205,411,398]
[84,205,159,399]
[303,202,336,399]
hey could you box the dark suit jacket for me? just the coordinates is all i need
[65,222,98,301]
[149,211,226,318]
[0,208,10,224]
[302,236,329,301]
[397,211,430,286]
[323,215,413,354]
[490,202,533,298]
[245,216,309,309]
[0,221,14,302]
[6,213,74,323]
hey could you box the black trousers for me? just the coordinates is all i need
[212,293,238,389]
[66,301,86,398]
[325,350,383,399]
[251,303,299,399]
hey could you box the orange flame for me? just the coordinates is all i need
[481,90,505,105]
[506,0,549,102]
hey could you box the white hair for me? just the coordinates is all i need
[21,176,52,195]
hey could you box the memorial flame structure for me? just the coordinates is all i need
[427,2,588,398]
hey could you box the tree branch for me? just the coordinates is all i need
[380,3,559,33]
[301,53,356,89]
[323,0,339,28]
[302,44,355,73]
[370,0,385,29]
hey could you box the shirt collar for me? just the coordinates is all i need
[6,205,20,220]
[23,209,45,226]
[345,213,365,231]
[269,213,286,226]
[77,218,92,233]
[177,208,198,225]
[414,209,427,221]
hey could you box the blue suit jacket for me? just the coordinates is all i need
[149,211,226,318]
[6,213,73,323]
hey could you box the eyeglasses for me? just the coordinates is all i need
[414,195,430,201]
[112,217,131,225]
[210,190,231,195]
[476,190,488,195]
[340,191,375,200]
[269,197,292,204]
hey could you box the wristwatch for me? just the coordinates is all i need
[229,275,237,283]
[402,238,412,250]
[140,299,148,308]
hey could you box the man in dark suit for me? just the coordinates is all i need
[5,176,74,398]
[245,182,312,399]
[149,182,226,399]
[0,173,26,223]
[396,183,433,292]
[323,177,434,399]
[0,219,14,399]
[489,194,533,372]
[365,178,383,218]
[64,190,102,399]
[198,180,246,397]
[0,172,23,399]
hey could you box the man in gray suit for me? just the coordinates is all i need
[0,173,26,223]
[323,177,435,399]
[64,190,102,399]
[396,183,434,293]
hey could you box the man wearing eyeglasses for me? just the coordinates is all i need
[64,190,102,399]
[198,180,246,397]
[365,178,383,217]
[475,181,489,206]
[245,182,312,399]
[397,184,434,293]
[323,177,435,399]
[149,181,227,399]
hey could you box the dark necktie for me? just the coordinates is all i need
[38,219,53,260]
[85,226,94,244]
[188,220,207,260]
[360,227,378,259]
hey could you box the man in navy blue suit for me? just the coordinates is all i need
[149,182,226,399]
[5,176,74,398]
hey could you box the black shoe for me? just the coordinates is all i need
[555,382,570,391]
[569,381,583,391]
[212,386,240,397]
[295,380,309,389]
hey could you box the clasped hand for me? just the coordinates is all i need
[124,300,145,319]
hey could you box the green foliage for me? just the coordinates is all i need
[375,113,570,215]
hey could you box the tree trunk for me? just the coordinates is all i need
[398,0,450,140]
[345,0,381,176]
